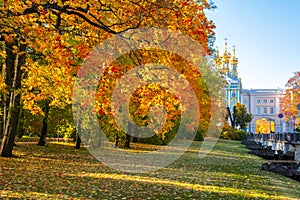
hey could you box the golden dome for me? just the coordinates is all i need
[231,45,238,65]
[214,48,222,67]
[221,38,231,63]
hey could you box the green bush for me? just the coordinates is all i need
[220,123,247,141]
[55,123,76,141]
[233,130,248,141]
[221,129,247,141]
[220,123,234,139]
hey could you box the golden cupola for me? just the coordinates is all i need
[230,45,238,65]
[220,38,231,73]
[213,47,222,68]
[230,45,239,78]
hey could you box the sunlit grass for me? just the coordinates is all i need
[65,172,296,199]
[0,139,299,199]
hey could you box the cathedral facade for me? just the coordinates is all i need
[213,39,243,114]
[213,39,285,134]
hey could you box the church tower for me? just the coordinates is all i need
[214,38,243,114]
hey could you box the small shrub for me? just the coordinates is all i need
[55,123,76,141]
[234,130,248,141]
[220,123,248,141]
[223,130,247,141]
[220,131,230,139]
[220,123,234,139]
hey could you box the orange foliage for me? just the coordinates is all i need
[280,71,300,121]
[1,0,218,139]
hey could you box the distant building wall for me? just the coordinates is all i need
[242,89,284,134]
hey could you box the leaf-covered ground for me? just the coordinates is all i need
[0,139,300,199]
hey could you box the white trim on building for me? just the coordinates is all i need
[242,89,284,134]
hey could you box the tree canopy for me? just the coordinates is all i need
[0,0,218,156]
[280,71,300,121]
[233,103,252,130]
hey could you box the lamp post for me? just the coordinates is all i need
[278,113,284,134]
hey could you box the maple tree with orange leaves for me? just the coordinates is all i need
[0,0,219,156]
[280,71,300,129]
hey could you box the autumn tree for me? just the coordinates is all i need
[94,52,206,146]
[0,0,216,156]
[280,71,300,120]
[20,33,86,146]
[286,71,300,91]
[233,103,252,130]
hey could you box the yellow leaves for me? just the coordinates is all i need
[0,0,216,142]
[0,50,6,59]
[12,45,18,53]
[24,0,32,6]
[22,51,75,114]
[126,82,181,136]
[55,0,65,6]
[0,75,6,93]
[22,98,44,115]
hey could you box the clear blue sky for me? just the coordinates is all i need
[206,0,300,89]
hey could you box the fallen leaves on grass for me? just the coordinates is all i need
[0,140,300,199]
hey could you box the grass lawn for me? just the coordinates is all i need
[0,139,300,199]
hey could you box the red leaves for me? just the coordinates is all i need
[110,66,118,73]
[98,108,105,115]
[55,36,61,41]
[181,2,189,7]
[74,42,91,59]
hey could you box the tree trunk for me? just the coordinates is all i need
[132,136,138,143]
[132,126,138,143]
[38,100,50,146]
[75,119,81,149]
[0,42,26,157]
[75,133,81,149]
[0,43,4,138]
[115,134,119,147]
[125,122,132,148]
[0,93,4,139]
[124,133,130,148]
[17,106,24,138]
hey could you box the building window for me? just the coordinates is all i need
[263,99,268,104]
[256,107,261,114]
[263,107,267,114]
[256,99,261,104]
[270,99,274,103]
[270,107,274,114]
[232,92,236,98]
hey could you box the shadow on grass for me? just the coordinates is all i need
[0,140,300,199]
